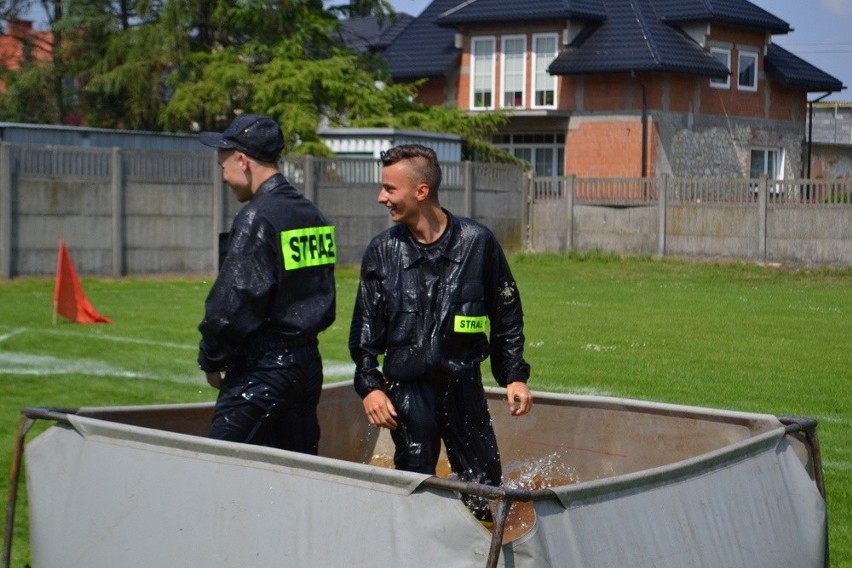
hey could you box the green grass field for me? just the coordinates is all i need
[1,253,850,567]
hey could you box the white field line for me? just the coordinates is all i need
[0,325,196,350]
[0,327,28,343]
[0,351,157,379]
[0,326,355,380]
[567,385,615,397]
[0,350,354,381]
[814,414,852,427]
[324,362,355,378]
[823,459,852,472]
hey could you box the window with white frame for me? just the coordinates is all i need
[502,36,526,108]
[750,148,782,179]
[493,133,565,177]
[738,50,758,91]
[709,47,731,89]
[532,34,558,107]
[471,37,496,109]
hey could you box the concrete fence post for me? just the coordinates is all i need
[520,169,530,252]
[463,161,473,217]
[523,171,534,251]
[657,174,668,258]
[757,175,768,263]
[0,143,11,279]
[212,154,225,271]
[110,148,126,277]
[564,175,575,252]
[302,155,315,203]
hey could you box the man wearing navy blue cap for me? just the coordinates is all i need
[197,114,336,454]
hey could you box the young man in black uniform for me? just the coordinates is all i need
[198,114,336,454]
[349,144,532,522]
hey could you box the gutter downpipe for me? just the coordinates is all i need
[807,93,831,178]
[631,71,649,179]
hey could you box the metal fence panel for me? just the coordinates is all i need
[124,150,211,183]
[772,178,852,205]
[11,144,113,180]
[314,157,381,186]
[575,178,657,204]
[533,176,852,207]
[669,178,756,203]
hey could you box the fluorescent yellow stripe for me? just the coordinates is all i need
[281,226,336,270]
[454,315,487,333]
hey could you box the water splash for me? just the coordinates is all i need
[503,453,580,490]
[498,453,581,541]
[366,451,581,542]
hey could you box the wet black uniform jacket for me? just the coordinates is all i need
[350,210,530,398]
[198,173,336,372]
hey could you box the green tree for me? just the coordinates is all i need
[78,2,188,128]
[2,0,518,162]
[0,0,142,124]
[0,1,62,122]
[0,61,58,122]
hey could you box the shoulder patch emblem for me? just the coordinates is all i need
[499,282,516,304]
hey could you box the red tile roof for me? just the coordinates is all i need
[0,19,52,72]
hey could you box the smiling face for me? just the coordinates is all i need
[378,159,430,227]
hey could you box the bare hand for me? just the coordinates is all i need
[362,389,398,429]
[205,371,222,389]
[506,382,532,416]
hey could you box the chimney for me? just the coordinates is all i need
[8,19,34,38]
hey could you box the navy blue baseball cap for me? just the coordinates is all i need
[199,114,284,163]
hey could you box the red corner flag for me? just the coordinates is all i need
[52,240,112,324]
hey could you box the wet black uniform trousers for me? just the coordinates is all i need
[386,367,502,519]
[209,345,323,454]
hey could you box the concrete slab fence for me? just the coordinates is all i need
[1,142,850,279]
[528,175,852,267]
[0,144,525,277]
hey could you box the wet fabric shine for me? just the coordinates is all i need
[350,211,529,398]
[198,174,336,373]
[387,369,501,519]
[209,346,323,454]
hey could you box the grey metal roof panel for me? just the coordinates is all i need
[436,0,606,26]
[383,0,461,80]
[765,43,844,92]
[654,0,790,34]
[548,0,729,77]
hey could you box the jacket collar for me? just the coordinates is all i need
[399,209,462,269]
[253,172,291,198]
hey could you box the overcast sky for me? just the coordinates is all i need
[389,0,852,102]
